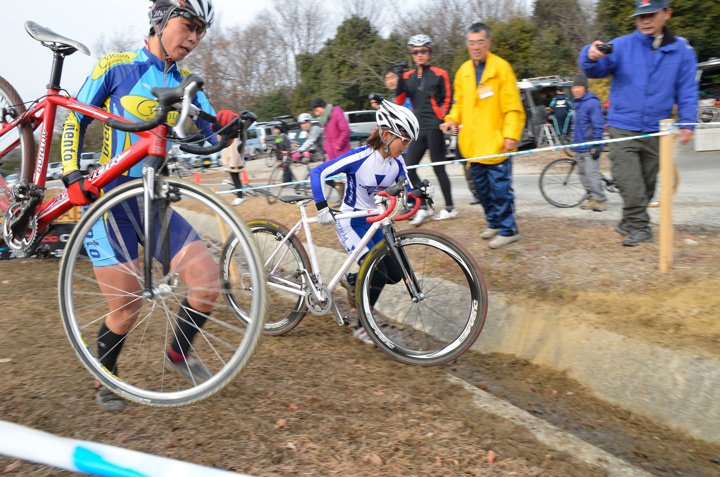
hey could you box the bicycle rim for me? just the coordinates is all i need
[539,158,586,208]
[226,220,309,335]
[357,231,487,365]
[0,76,35,183]
[58,178,267,407]
[266,165,285,204]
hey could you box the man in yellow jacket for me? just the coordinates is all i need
[441,22,525,249]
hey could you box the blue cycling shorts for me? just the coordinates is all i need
[82,198,200,267]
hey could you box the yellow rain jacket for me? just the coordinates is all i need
[445,53,525,165]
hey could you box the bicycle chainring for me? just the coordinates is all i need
[306,284,333,315]
[2,201,39,254]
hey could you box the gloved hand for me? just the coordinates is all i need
[303,151,311,158]
[216,110,239,127]
[589,145,601,160]
[317,207,337,226]
[292,152,301,160]
[62,170,100,206]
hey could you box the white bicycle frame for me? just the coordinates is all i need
[262,195,393,307]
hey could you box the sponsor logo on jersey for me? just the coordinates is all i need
[91,52,138,80]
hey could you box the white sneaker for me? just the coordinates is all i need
[231,197,246,206]
[488,234,521,249]
[480,228,500,240]
[431,208,458,221]
[410,208,431,226]
[353,327,375,346]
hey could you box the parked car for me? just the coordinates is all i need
[79,151,101,173]
[344,110,377,135]
[516,75,572,150]
[46,162,63,180]
[3,173,19,187]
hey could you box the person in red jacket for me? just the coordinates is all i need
[310,98,351,160]
[394,34,455,224]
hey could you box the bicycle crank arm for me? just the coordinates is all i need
[330,301,350,327]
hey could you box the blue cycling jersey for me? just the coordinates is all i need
[61,46,216,190]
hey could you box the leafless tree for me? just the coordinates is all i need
[468,0,531,22]
[337,0,388,32]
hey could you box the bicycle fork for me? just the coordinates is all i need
[141,157,175,299]
[381,224,424,303]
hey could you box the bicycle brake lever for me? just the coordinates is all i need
[173,80,202,139]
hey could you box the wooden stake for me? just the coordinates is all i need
[658,119,673,272]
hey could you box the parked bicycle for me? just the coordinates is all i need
[223,179,488,366]
[265,146,343,207]
[0,22,267,406]
[539,156,678,208]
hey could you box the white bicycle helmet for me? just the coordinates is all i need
[407,34,432,49]
[377,100,419,141]
[297,113,313,123]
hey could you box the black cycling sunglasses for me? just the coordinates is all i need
[411,48,430,55]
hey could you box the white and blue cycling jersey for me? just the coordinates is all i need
[309,145,411,260]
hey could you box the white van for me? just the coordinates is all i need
[344,110,377,135]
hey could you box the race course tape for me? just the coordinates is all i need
[0,421,252,477]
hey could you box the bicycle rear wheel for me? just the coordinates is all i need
[539,158,586,208]
[356,230,487,365]
[0,76,35,183]
[59,177,267,407]
[224,220,309,335]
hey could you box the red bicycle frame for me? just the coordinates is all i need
[1,91,168,234]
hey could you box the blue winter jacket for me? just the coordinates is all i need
[578,28,697,132]
[572,92,604,153]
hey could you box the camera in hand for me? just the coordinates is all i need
[597,43,613,54]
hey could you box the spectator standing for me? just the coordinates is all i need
[384,67,412,110]
[310,98,351,160]
[221,137,246,206]
[440,22,525,249]
[272,123,292,160]
[571,73,607,212]
[579,0,697,246]
[548,87,574,141]
[395,34,455,224]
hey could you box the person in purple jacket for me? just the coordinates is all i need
[310,98,351,161]
[578,0,697,247]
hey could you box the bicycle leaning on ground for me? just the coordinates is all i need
[538,155,678,209]
[265,146,343,207]
[222,178,488,366]
[0,22,267,406]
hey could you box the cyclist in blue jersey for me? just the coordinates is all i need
[60,0,240,411]
[310,100,425,345]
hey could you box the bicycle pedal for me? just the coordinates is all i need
[330,302,350,326]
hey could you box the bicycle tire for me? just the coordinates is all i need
[539,158,587,208]
[648,165,680,208]
[225,220,310,335]
[0,75,36,183]
[266,163,287,204]
[356,230,487,366]
[58,177,267,407]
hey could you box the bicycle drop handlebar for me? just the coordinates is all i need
[366,177,409,224]
[103,74,254,156]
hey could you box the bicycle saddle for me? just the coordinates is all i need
[24,21,90,56]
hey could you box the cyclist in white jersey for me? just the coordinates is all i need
[310,100,423,345]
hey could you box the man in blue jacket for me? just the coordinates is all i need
[578,0,697,246]
[571,73,607,212]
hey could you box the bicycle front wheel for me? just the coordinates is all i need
[266,164,288,204]
[225,220,310,335]
[0,76,35,183]
[539,158,586,208]
[356,230,487,365]
[59,177,267,407]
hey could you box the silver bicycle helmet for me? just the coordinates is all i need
[377,100,419,141]
[407,34,432,49]
[297,113,313,123]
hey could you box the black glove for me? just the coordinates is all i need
[589,145,601,160]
